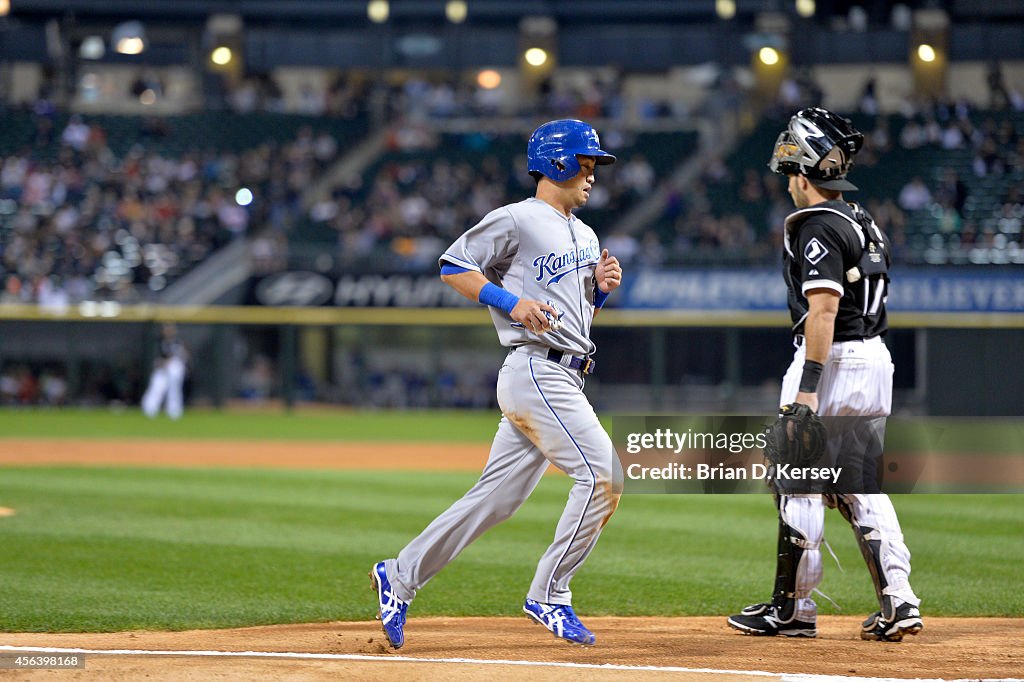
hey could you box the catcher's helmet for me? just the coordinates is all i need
[769,107,864,191]
[527,119,616,182]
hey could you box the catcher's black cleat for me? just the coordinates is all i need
[727,602,817,638]
[861,602,923,642]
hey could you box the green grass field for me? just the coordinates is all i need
[0,409,1022,632]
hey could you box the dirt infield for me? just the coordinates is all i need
[2,439,1021,680]
[2,617,1022,680]
[0,439,491,470]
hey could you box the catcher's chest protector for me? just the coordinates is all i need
[784,202,891,338]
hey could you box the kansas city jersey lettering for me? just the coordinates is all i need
[440,197,599,356]
[533,239,600,285]
[804,237,829,264]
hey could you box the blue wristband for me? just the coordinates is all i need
[479,282,520,315]
[594,288,610,309]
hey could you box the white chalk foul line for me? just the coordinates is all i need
[0,645,1019,682]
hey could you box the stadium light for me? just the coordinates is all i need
[795,0,815,18]
[477,70,502,89]
[367,0,389,23]
[524,47,548,67]
[211,46,233,65]
[715,0,736,20]
[79,36,106,60]
[112,21,146,55]
[116,37,145,55]
[446,0,467,24]
[0,0,9,17]
[759,47,780,66]
[917,43,936,62]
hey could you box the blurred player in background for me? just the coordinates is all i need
[142,323,189,420]
[370,119,623,649]
[727,108,923,642]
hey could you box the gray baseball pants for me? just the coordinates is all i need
[385,345,622,605]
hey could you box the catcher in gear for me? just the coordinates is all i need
[727,108,923,642]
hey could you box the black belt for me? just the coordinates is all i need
[547,348,596,375]
[794,334,878,346]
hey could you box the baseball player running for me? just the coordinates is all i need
[370,119,623,648]
[727,108,923,641]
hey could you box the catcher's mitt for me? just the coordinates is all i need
[763,403,827,469]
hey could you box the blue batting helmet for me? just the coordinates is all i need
[527,119,616,182]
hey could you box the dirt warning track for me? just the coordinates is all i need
[0,440,490,470]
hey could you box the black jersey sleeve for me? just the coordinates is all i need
[794,218,848,297]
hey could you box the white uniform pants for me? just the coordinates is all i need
[142,357,186,420]
[779,336,919,621]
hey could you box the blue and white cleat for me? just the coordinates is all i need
[369,561,408,649]
[523,598,596,646]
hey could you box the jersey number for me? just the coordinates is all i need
[862,277,886,317]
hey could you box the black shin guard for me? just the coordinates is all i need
[835,497,892,617]
[771,498,808,620]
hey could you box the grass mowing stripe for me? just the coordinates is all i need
[0,467,1021,630]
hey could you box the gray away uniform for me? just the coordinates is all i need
[384,197,622,606]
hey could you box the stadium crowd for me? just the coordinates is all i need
[646,92,1024,265]
[0,107,341,305]
[3,69,1022,306]
[307,130,661,269]
[298,71,1022,269]
[3,67,1022,409]
[227,69,657,124]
